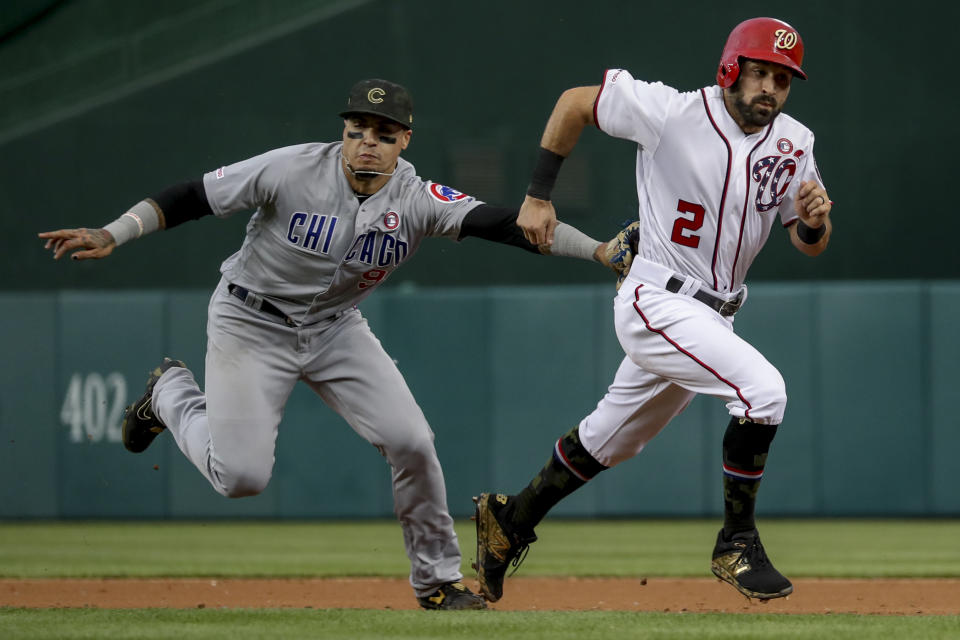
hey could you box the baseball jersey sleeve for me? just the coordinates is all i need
[594,69,679,150]
[202,145,306,218]
[407,180,485,239]
[779,135,827,227]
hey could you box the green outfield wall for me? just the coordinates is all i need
[1,281,957,519]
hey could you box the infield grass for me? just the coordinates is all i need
[3,608,960,640]
[2,520,959,638]
[1,519,959,578]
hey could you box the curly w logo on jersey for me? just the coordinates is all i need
[752,155,797,213]
[427,183,470,203]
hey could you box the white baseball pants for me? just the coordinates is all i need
[580,269,786,467]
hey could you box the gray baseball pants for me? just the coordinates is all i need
[152,280,462,596]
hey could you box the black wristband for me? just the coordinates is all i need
[796,219,826,244]
[526,147,565,201]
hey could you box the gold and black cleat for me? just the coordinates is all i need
[121,357,185,453]
[711,528,793,599]
[472,493,537,602]
[417,581,486,610]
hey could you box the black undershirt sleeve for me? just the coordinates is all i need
[151,179,214,229]
[457,204,540,254]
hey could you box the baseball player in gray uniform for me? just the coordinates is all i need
[39,79,623,610]
[474,18,833,603]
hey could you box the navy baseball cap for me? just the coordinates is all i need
[339,79,413,129]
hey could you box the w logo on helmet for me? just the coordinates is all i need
[716,18,807,87]
[774,29,798,50]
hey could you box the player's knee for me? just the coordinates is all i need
[218,467,272,498]
[383,428,437,469]
[749,366,787,423]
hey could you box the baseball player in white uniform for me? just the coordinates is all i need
[474,17,832,602]
[38,78,621,610]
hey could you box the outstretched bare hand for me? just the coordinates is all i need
[38,228,116,261]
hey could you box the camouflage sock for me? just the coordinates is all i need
[506,425,607,532]
[722,417,779,536]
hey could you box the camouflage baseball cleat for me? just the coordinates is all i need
[417,581,487,610]
[711,528,793,599]
[121,357,185,453]
[472,493,537,602]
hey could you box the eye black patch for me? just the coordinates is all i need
[379,135,397,144]
[346,131,364,139]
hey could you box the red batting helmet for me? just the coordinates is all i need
[716,17,806,88]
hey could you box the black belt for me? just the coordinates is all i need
[228,284,296,327]
[665,276,743,317]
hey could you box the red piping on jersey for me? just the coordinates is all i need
[593,69,610,130]
[729,123,774,289]
[631,284,754,419]
[700,89,732,292]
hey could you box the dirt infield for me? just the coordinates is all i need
[3,577,959,614]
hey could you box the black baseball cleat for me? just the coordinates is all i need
[121,357,186,453]
[711,528,793,599]
[472,493,537,602]
[417,581,487,610]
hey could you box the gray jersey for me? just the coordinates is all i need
[202,142,482,324]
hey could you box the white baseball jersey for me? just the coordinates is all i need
[203,142,482,324]
[576,69,829,463]
[594,69,825,293]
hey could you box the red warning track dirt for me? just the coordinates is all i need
[2,577,959,614]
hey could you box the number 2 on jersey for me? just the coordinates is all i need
[670,199,705,248]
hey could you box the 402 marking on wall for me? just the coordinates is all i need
[60,372,127,443]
